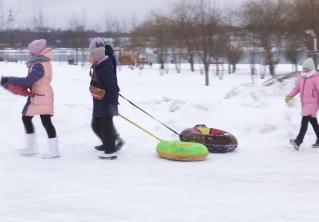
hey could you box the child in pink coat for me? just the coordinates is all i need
[0,39,60,158]
[286,58,319,150]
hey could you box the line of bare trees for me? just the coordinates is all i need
[130,0,319,85]
[1,0,319,85]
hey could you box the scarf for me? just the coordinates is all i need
[301,70,317,78]
[26,55,50,68]
[89,47,107,64]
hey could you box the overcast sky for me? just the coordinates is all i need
[4,0,243,30]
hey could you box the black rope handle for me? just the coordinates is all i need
[119,93,180,136]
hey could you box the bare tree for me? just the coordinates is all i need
[287,0,319,68]
[150,13,172,74]
[224,10,244,74]
[129,19,156,70]
[170,0,197,72]
[130,20,152,48]
[6,9,15,30]
[0,0,5,30]
[68,14,88,65]
[69,12,86,32]
[0,1,16,31]
[240,0,288,76]
[31,10,48,32]
[283,34,305,72]
[0,0,14,31]
[105,17,120,33]
[226,44,244,73]
[192,0,225,86]
[289,0,319,35]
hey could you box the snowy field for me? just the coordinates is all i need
[1,62,319,222]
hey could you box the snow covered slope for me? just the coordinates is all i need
[0,62,318,222]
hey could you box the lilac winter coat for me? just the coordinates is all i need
[288,73,319,117]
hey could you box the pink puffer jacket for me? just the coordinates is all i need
[288,73,319,117]
[25,49,54,116]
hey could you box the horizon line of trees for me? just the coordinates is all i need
[1,0,319,85]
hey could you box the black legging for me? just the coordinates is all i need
[22,115,57,138]
[296,116,319,144]
[92,117,118,153]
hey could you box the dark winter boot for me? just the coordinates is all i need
[289,139,301,151]
[94,145,104,151]
[103,139,117,154]
[312,139,319,148]
[115,138,124,151]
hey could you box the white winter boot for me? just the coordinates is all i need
[20,133,38,156]
[42,137,60,159]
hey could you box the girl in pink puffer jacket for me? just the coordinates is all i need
[0,39,60,158]
[286,58,319,150]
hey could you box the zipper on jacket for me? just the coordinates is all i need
[301,78,307,105]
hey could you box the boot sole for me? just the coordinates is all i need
[20,153,38,157]
[42,155,60,159]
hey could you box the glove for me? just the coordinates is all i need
[285,96,292,104]
[0,76,8,87]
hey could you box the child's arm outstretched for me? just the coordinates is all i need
[4,64,44,87]
[286,78,300,103]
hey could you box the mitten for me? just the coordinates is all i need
[285,96,292,104]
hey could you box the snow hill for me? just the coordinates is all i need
[0,62,318,222]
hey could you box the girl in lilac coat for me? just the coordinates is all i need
[88,37,123,158]
[286,58,319,150]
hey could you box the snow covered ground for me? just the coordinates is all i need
[1,62,319,222]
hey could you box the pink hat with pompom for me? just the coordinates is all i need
[28,39,47,55]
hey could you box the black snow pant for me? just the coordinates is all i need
[92,116,118,154]
[22,115,57,138]
[295,116,319,145]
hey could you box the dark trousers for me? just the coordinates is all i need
[296,116,319,144]
[22,115,57,138]
[92,117,118,154]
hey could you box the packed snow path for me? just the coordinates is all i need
[1,63,318,222]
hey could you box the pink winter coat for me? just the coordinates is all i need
[25,49,54,116]
[288,73,319,117]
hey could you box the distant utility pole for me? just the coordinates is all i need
[305,29,318,69]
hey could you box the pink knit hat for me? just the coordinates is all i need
[28,39,47,55]
[89,37,104,50]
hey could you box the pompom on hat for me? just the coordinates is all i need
[28,39,47,55]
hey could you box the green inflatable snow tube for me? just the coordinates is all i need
[156,140,209,161]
